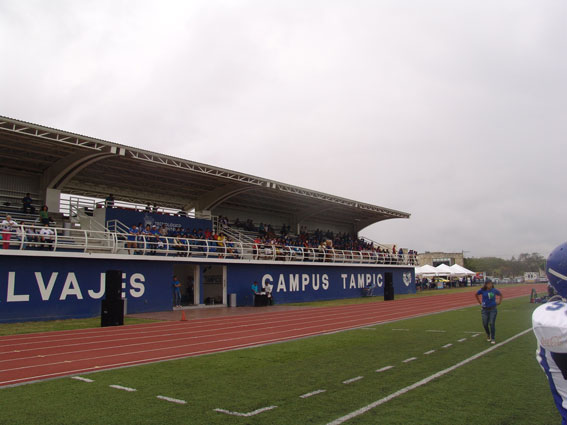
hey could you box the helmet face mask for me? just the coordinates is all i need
[547,242,567,298]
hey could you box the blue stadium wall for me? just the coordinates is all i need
[0,254,415,323]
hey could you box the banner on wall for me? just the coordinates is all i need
[105,208,212,234]
[0,256,173,323]
[0,255,415,322]
[227,264,415,306]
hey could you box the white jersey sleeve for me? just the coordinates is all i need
[533,302,567,353]
[533,302,567,424]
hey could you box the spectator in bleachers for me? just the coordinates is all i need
[1,215,18,249]
[141,224,151,252]
[39,205,50,225]
[105,194,115,208]
[22,193,35,214]
[39,224,54,250]
[172,233,185,256]
[25,224,39,249]
[127,224,139,254]
[150,225,160,254]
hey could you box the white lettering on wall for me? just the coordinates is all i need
[35,272,58,301]
[301,274,310,291]
[349,275,357,289]
[129,273,145,298]
[262,273,330,293]
[7,272,29,302]
[322,274,329,290]
[289,274,299,292]
[88,274,105,299]
[59,273,83,300]
[3,271,148,303]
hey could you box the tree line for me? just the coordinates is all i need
[463,253,545,278]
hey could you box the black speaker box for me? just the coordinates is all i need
[101,299,124,327]
[105,270,122,300]
[384,272,394,301]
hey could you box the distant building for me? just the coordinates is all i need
[418,252,465,267]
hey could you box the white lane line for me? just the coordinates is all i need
[442,344,453,348]
[343,376,364,384]
[214,406,277,417]
[326,328,532,425]
[424,350,436,355]
[464,331,481,334]
[300,389,326,398]
[376,366,394,373]
[426,330,446,333]
[71,376,94,383]
[157,395,187,405]
[402,357,417,363]
[457,338,467,343]
[109,384,136,392]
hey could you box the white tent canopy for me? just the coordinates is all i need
[415,265,441,276]
[435,264,454,276]
[449,264,476,276]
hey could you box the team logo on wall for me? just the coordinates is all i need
[403,272,412,286]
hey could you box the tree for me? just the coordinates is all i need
[464,253,545,278]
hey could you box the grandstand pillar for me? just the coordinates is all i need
[45,188,61,213]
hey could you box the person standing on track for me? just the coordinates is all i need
[475,279,502,344]
[172,275,182,307]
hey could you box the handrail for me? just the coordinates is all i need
[0,223,418,266]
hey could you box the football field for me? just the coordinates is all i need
[0,290,558,424]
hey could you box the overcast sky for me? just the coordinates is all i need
[1,0,565,259]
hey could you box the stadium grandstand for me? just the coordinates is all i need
[0,116,417,323]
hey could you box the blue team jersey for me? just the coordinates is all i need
[476,288,501,308]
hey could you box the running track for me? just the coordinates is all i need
[0,286,541,388]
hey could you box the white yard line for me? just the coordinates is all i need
[326,328,532,425]
[402,357,417,363]
[342,376,364,384]
[214,406,277,417]
[109,384,136,392]
[442,343,453,348]
[457,338,467,343]
[376,366,394,373]
[300,389,326,399]
[156,395,187,405]
[424,350,436,355]
[71,376,93,383]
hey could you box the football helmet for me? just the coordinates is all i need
[547,242,567,298]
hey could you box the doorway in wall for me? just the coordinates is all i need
[202,265,226,305]
[173,264,197,306]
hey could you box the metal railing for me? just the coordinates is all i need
[0,223,418,266]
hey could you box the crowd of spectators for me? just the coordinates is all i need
[0,193,57,250]
[3,194,416,263]
[223,216,416,263]
[1,215,56,251]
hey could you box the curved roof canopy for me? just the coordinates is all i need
[0,116,410,232]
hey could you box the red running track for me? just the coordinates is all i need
[0,285,540,387]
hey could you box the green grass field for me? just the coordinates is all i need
[0,295,558,424]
